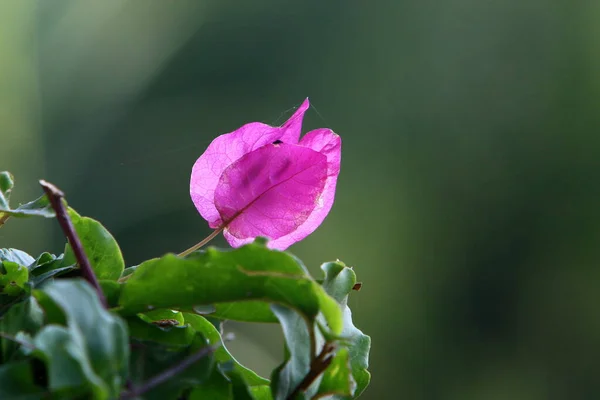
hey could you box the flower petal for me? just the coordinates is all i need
[190,101,309,228]
[278,98,310,143]
[266,129,342,249]
[214,142,327,248]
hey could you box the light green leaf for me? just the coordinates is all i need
[64,208,125,280]
[0,261,29,296]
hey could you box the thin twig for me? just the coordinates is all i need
[0,332,36,350]
[120,344,217,399]
[39,180,107,307]
[287,342,336,400]
[178,226,224,257]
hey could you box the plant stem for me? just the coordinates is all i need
[39,180,107,308]
[286,342,336,400]
[0,332,36,350]
[120,344,217,399]
[178,226,224,257]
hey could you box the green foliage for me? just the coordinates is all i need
[0,171,371,399]
[0,172,54,227]
[64,208,125,280]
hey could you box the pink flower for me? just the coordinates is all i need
[190,99,341,250]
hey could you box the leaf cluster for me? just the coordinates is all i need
[0,172,371,399]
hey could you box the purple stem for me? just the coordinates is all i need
[39,180,107,308]
[120,345,216,399]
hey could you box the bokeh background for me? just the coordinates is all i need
[2,1,600,399]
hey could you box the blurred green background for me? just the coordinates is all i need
[2,1,600,399]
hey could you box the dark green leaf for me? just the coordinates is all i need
[0,360,47,400]
[29,253,75,288]
[188,370,233,400]
[270,304,318,400]
[0,297,43,362]
[34,280,129,398]
[65,208,124,280]
[33,325,106,398]
[119,242,342,336]
[128,334,214,400]
[99,280,122,308]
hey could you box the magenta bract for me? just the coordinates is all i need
[190,99,341,250]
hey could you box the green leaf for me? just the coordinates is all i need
[0,297,43,362]
[188,370,234,400]
[0,172,13,201]
[0,261,29,296]
[320,262,371,397]
[128,334,214,400]
[211,301,279,323]
[250,385,274,400]
[142,308,185,326]
[65,208,125,280]
[99,280,122,308]
[0,360,47,400]
[313,348,355,399]
[0,248,35,268]
[33,325,107,398]
[127,315,195,346]
[183,313,269,386]
[29,253,75,288]
[270,304,318,400]
[271,262,371,400]
[188,368,272,400]
[34,280,129,399]
[119,242,342,337]
[0,172,54,227]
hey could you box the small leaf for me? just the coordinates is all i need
[1,172,55,226]
[65,208,125,280]
[0,249,35,268]
[0,261,29,296]
[320,262,371,397]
